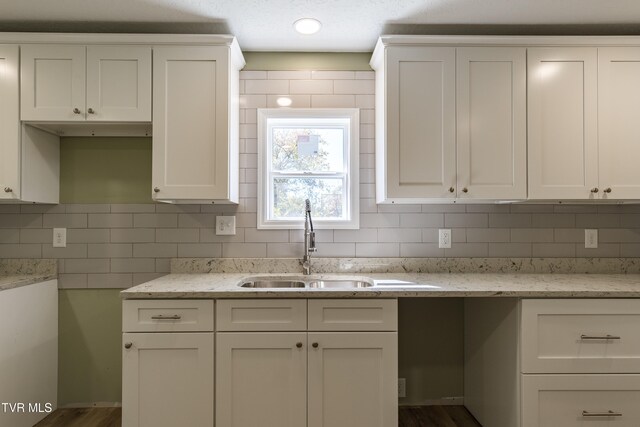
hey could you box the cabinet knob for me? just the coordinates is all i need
[590,188,599,193]
[3,187,12,193]
[448,187,455,193]
[124,342,132,349]
[87,108,95,114]
[312,342,319,348]
[604,188,612,193]
[73,108,81,114]
[153,187,160,193]
[462,187,468,193]
[296,342,303,348]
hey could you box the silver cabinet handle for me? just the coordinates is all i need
[582,410,622,417]
[3,187,12,193]
[124,342,132,349]
[151,315,182,320]
[580,334,621,340]
[87,108,95,114]
[73,108,81,114]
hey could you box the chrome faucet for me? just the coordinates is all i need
[302,199,317,275]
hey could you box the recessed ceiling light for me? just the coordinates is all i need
[294,18,322,35]
[276,97,293,107]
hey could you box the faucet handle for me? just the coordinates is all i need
[309,231,317,250]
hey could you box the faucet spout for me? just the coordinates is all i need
[303,199,317,275]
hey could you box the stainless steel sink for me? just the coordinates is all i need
[240,280,306,288]
[308,280,373,288]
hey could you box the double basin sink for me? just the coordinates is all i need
[240,277,373,289]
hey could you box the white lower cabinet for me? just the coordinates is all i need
[215,299,398,427]
[522,374,640,427]
[465,298,640,427]
[122,332,214,427]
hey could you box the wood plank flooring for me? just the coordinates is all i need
[35,405,481,427]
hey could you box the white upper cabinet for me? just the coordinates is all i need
[598,47,640,200]
[21,45,86,122]
[527,47,599,200]
[21,44,151,122]
[152,44,243,203]
[376,46,456,202]
[0,45,20,200]
[372,41,527,203]
[86,46,151,122]
[456,47,527,200]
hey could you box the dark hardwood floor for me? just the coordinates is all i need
[35,405,482,426]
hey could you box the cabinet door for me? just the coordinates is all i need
[527,47,598,199]
[384,46,456,201]
[599,47,640,200]
[457,47,527,200]
[122,333,214,427]
[216,332,307,427]
[308,332,398,427]
[522,374,640,427]
[0,45,20,200]
[86,46,151,122]
[152,46,230,201]
[21,45,86,121]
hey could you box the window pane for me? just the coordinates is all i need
[272,178,344,219]
[271,127,344,172]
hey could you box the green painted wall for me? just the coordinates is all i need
[243,52,372,71]
[58,290,122,406]
[60,137,152,204]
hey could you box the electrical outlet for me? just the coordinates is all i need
[439,229,452,249]
[53,228,66,248]
[585,229,598,248]
[216,216,236,235]
[398,378,406,398]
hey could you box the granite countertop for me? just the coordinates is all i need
[0,259,57,293]
[0,274,58,293]
[120,272,640,299]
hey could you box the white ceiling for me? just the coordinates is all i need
[2,0,640,51]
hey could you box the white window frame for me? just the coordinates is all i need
[257,108,360,230]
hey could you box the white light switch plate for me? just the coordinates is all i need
[216,216,236,235]
[398,378,406,398]
[585,229,598,248]
[439,229,452,249]
[53,228,67,248]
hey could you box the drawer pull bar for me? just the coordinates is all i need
[580,334,621,340]
[582,410,622,417]
[151,315,182,320]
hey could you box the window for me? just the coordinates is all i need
[257,108,359,229]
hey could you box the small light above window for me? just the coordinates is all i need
[294,18,322,35]
[276,96,293,107]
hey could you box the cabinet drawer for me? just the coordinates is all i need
[216,299,307,331]
[123,300,214,332]
[522,374,640,427]
[521,299,640,373]
[308,299,397,331]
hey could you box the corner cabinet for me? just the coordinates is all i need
[371,40,527,203]
[152,44,244,203]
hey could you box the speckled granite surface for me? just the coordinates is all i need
[121,271,640,299]
[0,259,57,292]
[172,257,640,274]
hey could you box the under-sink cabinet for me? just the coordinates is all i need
[20,44,151,122]
[465,298,640,427]
[122,298,398,427]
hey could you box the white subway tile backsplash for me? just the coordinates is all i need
[268,70,312,80]
[311,94,355,108]
[133,243,177,258]
[177,243,222,258]
[265,95,311,108]
[88,214,131,228]
[311,70,355,80]
[244,79,289,94]
[334,79,375,94]
[134,214,178,228]
[290,79,333,94]
[356,243,399,257]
